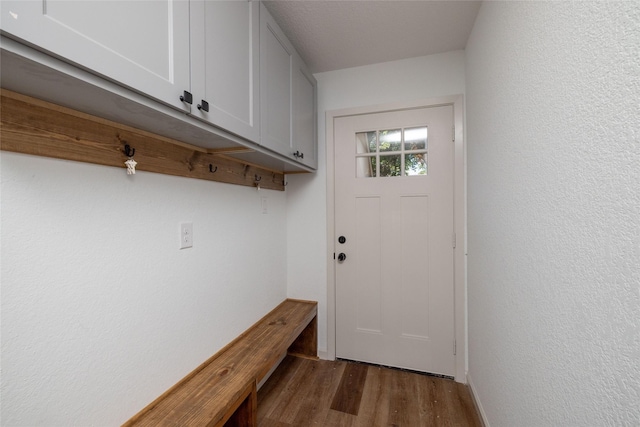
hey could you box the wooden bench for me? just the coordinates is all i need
[123,299,318,427]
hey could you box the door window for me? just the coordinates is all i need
[355,126,428,178]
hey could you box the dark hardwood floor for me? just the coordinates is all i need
[257,355,482,426]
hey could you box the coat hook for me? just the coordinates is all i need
[209,164,218,173]
[254,174,262,182]
[123,144,137,175]
[124,144,135,157]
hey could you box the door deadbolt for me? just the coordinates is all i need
[338,236,346,244]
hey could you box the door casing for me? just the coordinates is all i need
[325,95,466,383]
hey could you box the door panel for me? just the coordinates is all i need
[292,54,318,168]
[335,105,455,376]
[259,3,293,155]
[354,196,383,333]
[1,0,190,111]
[190,0,260,142]
[400,195,430,340]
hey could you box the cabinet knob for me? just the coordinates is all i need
[197,100,209,112]
[179,91,193,105]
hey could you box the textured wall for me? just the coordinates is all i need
[287,51,466,355]
[465,2,639,426]
[1,153,287,425]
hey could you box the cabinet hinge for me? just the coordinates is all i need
[454,340,457,355]
[452,125,455,142]
[452,233,457,249]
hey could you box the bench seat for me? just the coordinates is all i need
[123,298,318,427]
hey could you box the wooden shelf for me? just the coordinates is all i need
[0,89,286,191]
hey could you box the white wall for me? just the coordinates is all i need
[286,51,466,356]
[0,153,287,426]
[465,2,639,426]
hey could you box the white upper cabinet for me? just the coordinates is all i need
[0,0,191,112]
[189,0,260,143]
[259,3,317,169]
[292,53,318,169]
[259,2,294,158]
[1,0,317,170]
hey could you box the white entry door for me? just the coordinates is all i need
[334,105,455,376]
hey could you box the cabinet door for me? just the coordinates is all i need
[259,3,293,156]
[0,0,190,111]
[190,0,260,143]
[292,54,318,169]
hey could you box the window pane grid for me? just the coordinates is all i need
[356,127,428,178]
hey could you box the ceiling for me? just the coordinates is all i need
[263,0,482,74]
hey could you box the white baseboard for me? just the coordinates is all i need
[317,349,330,360]
[467,372,490,427]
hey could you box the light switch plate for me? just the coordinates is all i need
[180,222,193,249]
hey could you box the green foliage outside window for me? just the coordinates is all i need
[365,130,426,177]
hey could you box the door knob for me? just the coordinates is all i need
[337,253,346,262]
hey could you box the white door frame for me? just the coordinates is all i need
[325,95,467,383]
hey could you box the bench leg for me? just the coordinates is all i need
[220,381,257,427]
